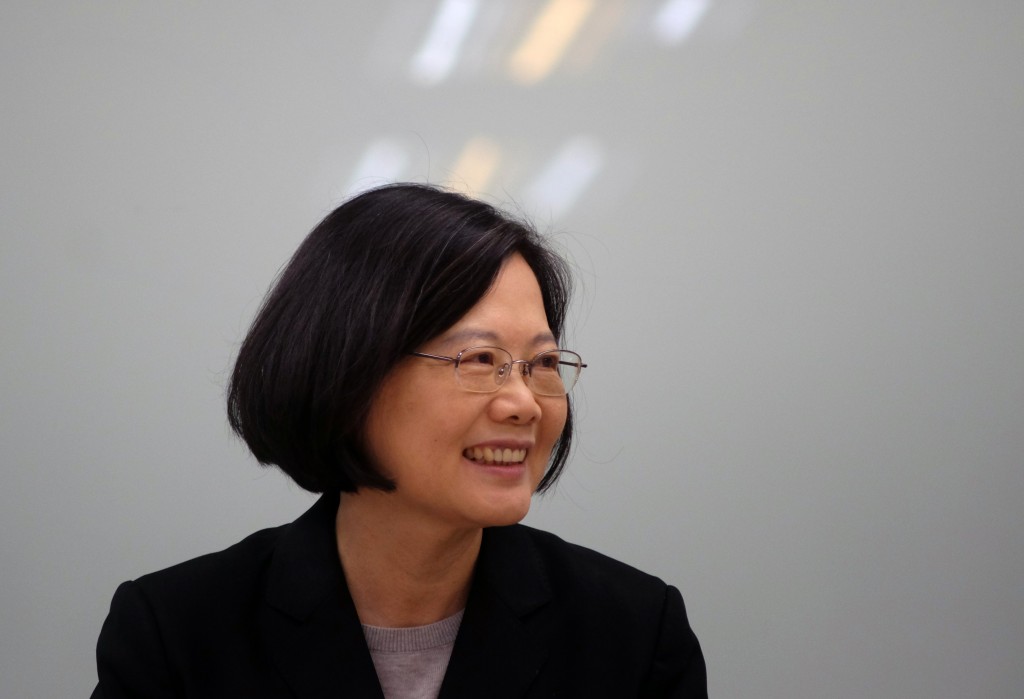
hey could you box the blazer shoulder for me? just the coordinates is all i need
[483,525,707,696]
[116,493,341,623]
[129,524,285,610]
[516,524,665,579]
[509,524,671,610]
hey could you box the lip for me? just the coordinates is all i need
[465,459,529,480]
[465,440,534,452]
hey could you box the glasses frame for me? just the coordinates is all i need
[410,346,587,396]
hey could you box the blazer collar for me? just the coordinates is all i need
[439,524,554,698]
[261,492,384,698]
[260,492,555,698]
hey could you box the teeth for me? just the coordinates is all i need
[463,447,527,465]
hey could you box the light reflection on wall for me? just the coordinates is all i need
[653,0,712,45]
[524,135,605,220]
[410,0,480,86]
[507,0,596,86]
[345,0,734,218]
[445,136,503,195]
[343,138,411,196]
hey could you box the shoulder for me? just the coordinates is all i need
[125,493,338,614]
[129,524,284,606]
[103,493,339,632]
[102,523,288,656]
[509,523,668,593]
[93,496,345,696]
[93,525,291,697]
[484,523,674,624]
[479,524,708,696]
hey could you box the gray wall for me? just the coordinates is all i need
[3,2,1022,697]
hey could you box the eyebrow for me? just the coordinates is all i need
[439,328,557,348]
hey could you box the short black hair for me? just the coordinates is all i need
[227,183,574,494]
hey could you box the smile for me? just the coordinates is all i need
[463,447,527,465]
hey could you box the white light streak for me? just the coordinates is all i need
[525,136,604,220]
[653,0,711,46]
[410,0,481,86]
[343,139,410,197]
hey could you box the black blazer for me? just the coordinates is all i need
[92,493,707,698]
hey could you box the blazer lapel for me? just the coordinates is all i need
[439,525,554,698]
[259,492,385,699]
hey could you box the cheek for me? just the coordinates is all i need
[542,398,569,446]
[362,371,428,471]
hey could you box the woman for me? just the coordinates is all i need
[92,184,707,698]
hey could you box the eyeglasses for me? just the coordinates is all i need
[410,346,587,396]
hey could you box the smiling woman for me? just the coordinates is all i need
[359,256,568,538]
[90,184,707,698]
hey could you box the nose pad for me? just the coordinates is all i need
[509,360,533,389]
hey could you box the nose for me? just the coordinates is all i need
[491,361,542,424]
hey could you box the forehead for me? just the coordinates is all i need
[439,328,557,348]
[435,255,555,348]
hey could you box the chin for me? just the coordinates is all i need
[474,492,534,528]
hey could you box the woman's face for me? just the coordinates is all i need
[363,254,568,531]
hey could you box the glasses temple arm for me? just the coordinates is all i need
[409,351,456,363]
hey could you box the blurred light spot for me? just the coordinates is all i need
[653,0,711,45]
[525,136,604,219]
[564,0,627,74]
[410,0,481,86]
[508,0,595,86]
[446,137,503,197]
[343,139,410,196]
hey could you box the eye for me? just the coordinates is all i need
[467,350,496,365]
[534,352,560,370]
[460,348,500,366]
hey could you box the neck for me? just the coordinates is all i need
[335,491,482,628]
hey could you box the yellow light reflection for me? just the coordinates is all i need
[507,0,595,86]
[446,136,502,197]
[565,0,627,74]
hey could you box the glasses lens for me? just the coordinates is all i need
[455,347,511,393]
[529,350,582,396]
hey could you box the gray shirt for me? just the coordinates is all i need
[362,610,464,699]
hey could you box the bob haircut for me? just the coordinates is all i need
[227,183,574,494]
